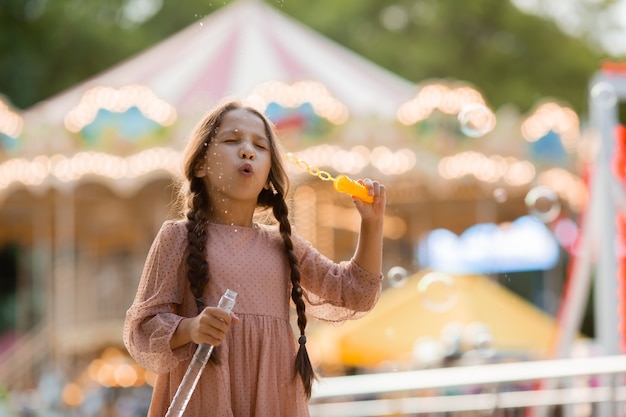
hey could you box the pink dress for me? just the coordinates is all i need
[123,220,382,417]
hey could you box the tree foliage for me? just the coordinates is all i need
[0,0,613,114]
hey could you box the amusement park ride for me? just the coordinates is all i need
[542,60,626,417]
[554,60,626,362]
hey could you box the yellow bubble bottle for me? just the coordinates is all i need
[333,174,373,203]
[286,153,374,203]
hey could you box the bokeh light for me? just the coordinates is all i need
[244,80,349,125]
[0,100,23,139]
[64,84,177,133]
[397,81,490,125]
[520,101,580,151]
[61,383,84,407]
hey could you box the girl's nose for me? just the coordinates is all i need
[239,143,255,160]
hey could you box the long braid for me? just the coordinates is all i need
[185,177,209,313]
[271,191,316,398]
[183,175,225,363]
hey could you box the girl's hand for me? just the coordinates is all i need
[188,307,239,346]
[352,179,386,220]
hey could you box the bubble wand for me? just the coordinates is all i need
[285,153,374,203]
[165,289,237,417]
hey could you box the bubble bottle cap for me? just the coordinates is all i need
[333,175,374,203]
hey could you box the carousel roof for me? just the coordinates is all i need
[1,0,586,211]
[2,0,424,195]
[23,0,415,133]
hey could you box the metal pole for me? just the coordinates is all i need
[590,70,626,417]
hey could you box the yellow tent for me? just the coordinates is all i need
[308,272,561,370]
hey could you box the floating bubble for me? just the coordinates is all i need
[462,322,495,357]
[457,103,496,138]
[590,81,618,109]
[387,266,409,288]
[412,336,445,367]
[440,321,464,357]
[493,188,507,203]
[417,271,457,313]
[525,186,561,223]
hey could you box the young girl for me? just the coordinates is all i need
[123,100,386,416]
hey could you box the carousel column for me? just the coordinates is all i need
[30,194,54,329]
[53,184,76,374]
[23,193,56,388]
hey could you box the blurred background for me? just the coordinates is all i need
[1,0,626,415]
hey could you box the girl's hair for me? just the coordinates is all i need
[177,100,315,397]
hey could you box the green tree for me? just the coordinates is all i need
[279,0,607,114]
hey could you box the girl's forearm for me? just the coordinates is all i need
[353,217,384,276]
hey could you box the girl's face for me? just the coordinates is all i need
[195,108,273,206]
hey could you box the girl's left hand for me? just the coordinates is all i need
[352,179,386,220]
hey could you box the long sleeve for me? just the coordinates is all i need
[292,231,383,325]
[123,220,193,374]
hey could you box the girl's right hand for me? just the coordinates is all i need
[188,307,239,346]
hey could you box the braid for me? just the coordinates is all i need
[272,191,316,398]
[185,178,209,311]
[184,177,221,362]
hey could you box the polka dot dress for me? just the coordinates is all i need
[124,220,382,417]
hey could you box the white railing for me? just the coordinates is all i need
[309,355,626,417]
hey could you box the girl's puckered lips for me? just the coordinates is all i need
[239,163,254,174]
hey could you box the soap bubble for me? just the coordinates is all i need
[387,266,409,288]
[463,322,495,357]
[440,321,464,357]
[493,188,507,203]
[412,336,445,367]
[417,271,457,313]
[525,186,561,223]
[458,103,496,138]
[590,81,618,109]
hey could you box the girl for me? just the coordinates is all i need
[123,100,386,416]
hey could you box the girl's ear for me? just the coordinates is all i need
[265,180,278,195]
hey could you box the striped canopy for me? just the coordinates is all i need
[19,0,416,157]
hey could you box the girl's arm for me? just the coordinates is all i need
[286,179,386,324]
[352,179,386,276]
